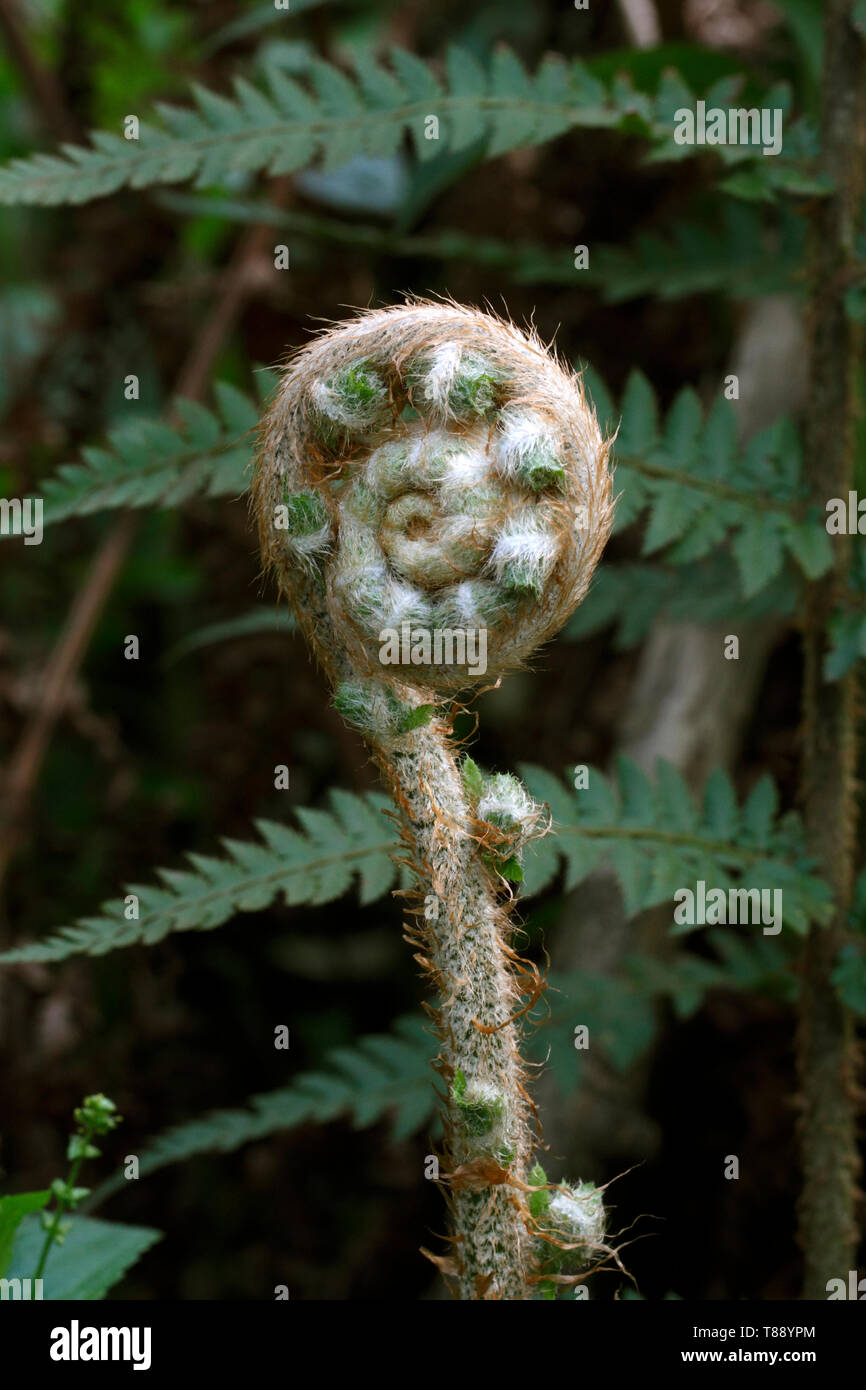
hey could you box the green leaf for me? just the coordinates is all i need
[825,610,866,680]
[733,513,785,597]
[617,370,659,456]
[8,1215,161,1299]
[702,768,739,840]
[528,1163,550,1217]
[0,1191,50,1277]
[461,755,485,803]
[782,515,833,579]
[498,855,524,882]
[742,775,778,847]
[401,703,436,732]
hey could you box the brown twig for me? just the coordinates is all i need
[0,0,80,143]
[0,180,291,893]
[796,0,865,1299]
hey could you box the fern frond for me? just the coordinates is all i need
[158,193,814,304]
[1,761,831,966]
[589,200,806,303]
[0,789,400,964]
[89,927,801,1196]
[0,50,821,206]
[585,367,833,598]
[519,758,833,934]
[2,385,254,536]
[538,930,796,1094]
[89,1015,434,1205]
[163,608,294,665]
[565,555,797,648]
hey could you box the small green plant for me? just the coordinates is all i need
[0,1095,160,1300]
[34,1093,122,1279]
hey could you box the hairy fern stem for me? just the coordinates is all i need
[253,298,613,1297]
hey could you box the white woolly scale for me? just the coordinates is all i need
[548,1186,605,1247]
[287,523,332,565]
[495,408,556,473]
[489,511,561,591]
[421,343,463,410]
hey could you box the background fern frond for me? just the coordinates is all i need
[156,193,817,304]
[1,386,255,537]
[86,926,799,1202]
[566,556,797,649]
[539,929,796,1095]
[520,758,832,934]
[88,1014,435,1205]
[587,367,833,598]
[0,50,822,207]
[0,790,401,964]
[1,762,830,966]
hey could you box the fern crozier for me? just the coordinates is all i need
[253,299,613,1299]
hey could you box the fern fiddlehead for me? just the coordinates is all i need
[253,299,613,1299]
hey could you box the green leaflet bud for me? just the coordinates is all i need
[476,771,543,879]
[368,438,414,499]
[333,679,435,739]
[528,1163,551,1219]
[546,1181,605,1249]
[451,1067,506,1137]
[496,409,566,492]
[477,772,538,834]
[342,478,385,527]
[408,344,501,420]
[530,1173,605,1299]
[276,487,332,570]
[490,510,560,595]
[461,755,486,805]
[433,578,508,631]
[310,359,389,434]
[282,488,328,535]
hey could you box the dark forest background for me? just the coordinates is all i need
[1,0,858,1299]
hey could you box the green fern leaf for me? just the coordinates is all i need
[1,388,252,535]
[88,1015,434,1204]
[565,556,797,650]
[1,756,832,967]
[0,51,822,206]
[0,790,400,964]
[519,759,832,935]
[611,377,834,597]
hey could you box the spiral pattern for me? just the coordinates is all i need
[254,300,612,699]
